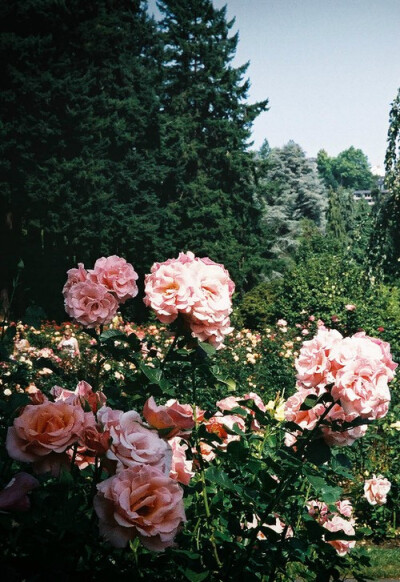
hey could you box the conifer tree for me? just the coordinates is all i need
[0,0,163,317]
[157,0,268,293]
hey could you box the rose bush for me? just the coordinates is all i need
[0,252,398,581]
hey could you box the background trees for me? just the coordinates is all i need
[157,0,268,293]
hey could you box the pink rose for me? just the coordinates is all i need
[98,407,172,474]
[323,515,356,556]
[168,437,195,485]
[336,500,353,519]
[284,388,326,431]
[52,381,106,413]
[364,474,391,505]
[345,304,356,311]
[64,280,119,327]
[143,255,194,323]
[295,328,343,388]
[0,472,39,512]
[94,465,186,550]
[143,397,194,439]
[91,255,138,304]
[144,252,234,348]
[6,401,86,463]
[62,263,88,297]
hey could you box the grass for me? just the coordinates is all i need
[360,544,400,579]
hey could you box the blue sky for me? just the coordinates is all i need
[148,0,400,167]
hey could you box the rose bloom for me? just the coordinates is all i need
[0,472,39,512]
[62,263,88,297]
[168,437,195,485]
[143,397,194,439]
[94,465,186,551]
[143,254,195,323]
[6,401,86,463]
[323,515,356,556]
[284,388,326,431]
[91,255,139,304]
[295,328,343,388]
[64,280,119,327]
[98,407,172,474]
[52,381,106,413]
[364,474,391,505]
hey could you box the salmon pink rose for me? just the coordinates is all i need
[64,280,118,327]
[0,472,39,512]
[94,465,186,550]
[295,328,343,388]
[168,437,195,485]
[323,515,356,556]
[143,397,194,439]
[364,474,391,505]
[98,407,172,474]
[91,255,138,304]
[6,401,86,463]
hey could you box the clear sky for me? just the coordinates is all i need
[148,0,400,167]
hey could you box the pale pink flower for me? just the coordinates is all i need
[168,437,195,485]
[6,401,86,463]
[295,328,343,388]
[336,500,354,519]
[94,465,186,550]
[62,263,88,297]
[143,397,194,439]
[91,255,138,304]
[98,407,172,474]
[284,388,326,431]
[277,319,287,327]
[364,474,391,505]
[345,304,356,311]
[0,472,39,512]
[143,255,195,323]
[323,515,356,556]
[64,280,119,327]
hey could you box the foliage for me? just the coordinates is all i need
[157,0,269,293]
[255,141,327,273]
[317,147,375,191]
[369,87,400,278]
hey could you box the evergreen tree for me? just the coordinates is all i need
[369,88,400,277]
[256,140,327,270]
[0,0,163,317]
[156,0,268,293]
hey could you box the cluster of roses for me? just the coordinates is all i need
[5,383,198,551]
[284,328,397,447]
[63,255,139,328]
[144,251,235,349]
[307,499,356,556]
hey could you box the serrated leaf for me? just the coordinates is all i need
[205,466,239,493]
[197,341,216,357]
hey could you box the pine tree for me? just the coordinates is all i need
[156,0,269,293]
[0,0,164,317]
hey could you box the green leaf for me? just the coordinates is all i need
[304,438,331,465]
[197,342,216,357]
[181,568,209,582]
[205,466,240,493]
[100,330,126,341]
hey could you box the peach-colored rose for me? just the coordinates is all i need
[98,407,172,474]
[25,385,48,405]
[323,515,356,556]
[91,255,138,304]
[284,388,326,431]
[143,397,194,439]
[94,465,186,550]
[64,280,119,327]
[52,381,106,413]
[0,472,39,512]
[168,437,195,485]
[6,401,86,463]
[364,474,391,505]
